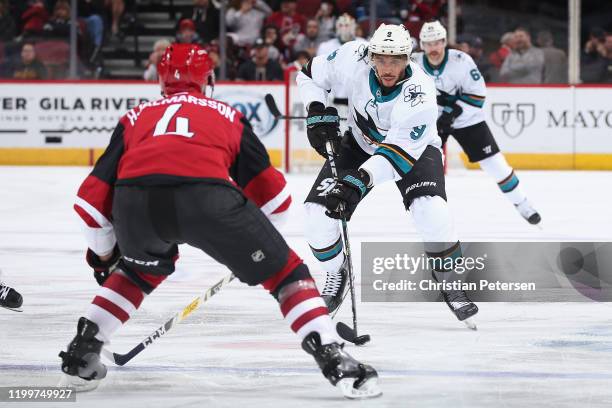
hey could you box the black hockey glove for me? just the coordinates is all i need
[306,102,341,158]
[325,169,370,221]
[86,244,121,286]
[436,104,463,138]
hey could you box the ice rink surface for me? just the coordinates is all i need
[1,166,612,408]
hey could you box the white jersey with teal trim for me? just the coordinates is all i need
[297,40,440,185]
[412,49,486,129]
[316,37,367,101]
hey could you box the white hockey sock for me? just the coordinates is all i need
[278,279,338,345]
[410,196,462,281]
[478,153,527,205]
[304,202,345,274]
[410,196,459,243]
[85,270,147,344]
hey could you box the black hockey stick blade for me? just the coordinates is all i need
[264,93,283,119]
[336,322,371,346]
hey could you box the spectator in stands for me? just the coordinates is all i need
[356,0,403,23]
[12,42,47,79]
[265,0,306,58]
[262,24,281,61]
[237,37,283,81]
[177,0,220,44]
[315,0,338,41]
[226,0,272,47]
[536,30,567,84]
[43,1,71,38]
[106,0,124,37]
[204,43,221,77]
[460,34,493,82]
[499,27,544,84]
[143,38,171,81]
[489,32,515,70]
[0,0,16,41]
[78,0,106,61]
[581,27,608,83]
[292,50,311,69]
[21,0,49,38]
[176,19,202,44]
[604,33,612,83]
[293,18,323,58]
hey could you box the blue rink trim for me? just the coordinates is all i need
[4,364,612,380]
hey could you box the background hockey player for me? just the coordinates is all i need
[413,21,541,225]
[316,13,366,119]
[58,43,380,399]
[297,24,478,327]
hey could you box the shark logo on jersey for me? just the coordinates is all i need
[353,101,387,144]
[404,84,425,107]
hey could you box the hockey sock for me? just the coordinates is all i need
[304,202,345,273]
[85,270,165,343]
[478,153,527,205]
[264,254,338,345]
[426,241,463,282]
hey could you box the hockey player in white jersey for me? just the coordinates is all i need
[317,14,367,117]
[297,24,478,326]
[414,21,541,225]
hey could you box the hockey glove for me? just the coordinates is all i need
[325,169,370,221]
[306,102,341,158]
[436,104,463,139]
[86,245,121,286]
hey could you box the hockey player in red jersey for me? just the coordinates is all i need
[58,43,380,399]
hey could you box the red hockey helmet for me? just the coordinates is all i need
[157,43,214,96]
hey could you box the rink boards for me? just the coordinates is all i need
[0,81,610,170]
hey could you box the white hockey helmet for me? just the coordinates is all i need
[367,23,413,61]
[419,21,447,47]
[336,13,356,43]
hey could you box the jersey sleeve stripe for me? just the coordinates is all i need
[374,143,415,175]
[458,94,485,108]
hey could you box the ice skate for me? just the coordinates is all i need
[0,281,23,312]
[515,198,542,226]
[440,288,479,330]
[58,317,107,392]
[302,332,381,399]
[321,258,349,315]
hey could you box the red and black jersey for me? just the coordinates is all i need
[74,91,291,255]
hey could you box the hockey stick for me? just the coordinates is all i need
[264,93,369,345]
[324,141,371,346]
[264,94,347,121]
[101,273,235,366]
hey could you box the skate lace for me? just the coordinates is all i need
[0,282,9,301]
[445,290,471,309]
[322,272,344,296]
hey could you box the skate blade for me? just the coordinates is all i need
[57,374,100,392]
[1,305,22,312]
[463,317,477,331]
[337,377,382,399]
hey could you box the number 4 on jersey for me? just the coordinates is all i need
[153,104,194,138]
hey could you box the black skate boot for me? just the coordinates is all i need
[440,288,479,330]
[302,332,381,399]
[58,317,107,391]
[321,259,349,315]
[0,281,23,311]
[515,198,542,225]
